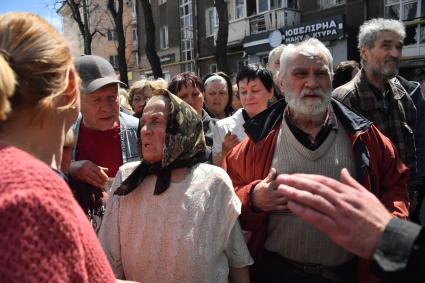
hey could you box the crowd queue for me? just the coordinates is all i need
[1,12,425,283]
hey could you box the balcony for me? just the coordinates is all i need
[227,7,300,44]
[248,8,300,35]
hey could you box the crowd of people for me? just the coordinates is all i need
[1,12,425,283]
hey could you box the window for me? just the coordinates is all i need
[261,55,269,67]
[270,0,283,10]
[319,0,345,10]
[145,72,154,80]
[182,62,194,72]
[405,24,418,45]
[384,0,420,21]
[255,0,295,13]
[206,7,219,36]
[131,0,137,17]
[163,71,171,82]
[160,26,169,49]
[287,0,298,9]
[134,52,139,67]
[180,0,194,72]
[132,29,138,42]
[107,29,117,41]
[209,63,217,73]
[404,2,418,20]
[421,24,425,44]
[422,0,425,17]
[180,2,192,28]
[258,0,269,13]
[109,55,119,68]
[384,0,424,46]
[236,0,245,18]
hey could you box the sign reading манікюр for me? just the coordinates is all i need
[281,15,344,44]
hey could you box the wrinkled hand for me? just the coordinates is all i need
[222,132,240,156]
[276,168,393,259]
[252,168,288,212]
[69,160,109,189]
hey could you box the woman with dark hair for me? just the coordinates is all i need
[212,64,274,166]
[203,72,234,119]
[100,89,253,282]
[168,72,216,163]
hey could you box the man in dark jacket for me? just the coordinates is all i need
[397,75,425,222]
[333,18,420,214]
[224,38,408,283]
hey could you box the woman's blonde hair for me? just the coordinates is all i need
[128,79,151,106]
[0,13,77,124]
[128,78,168,107]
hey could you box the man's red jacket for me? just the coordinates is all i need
[223,99,409,283]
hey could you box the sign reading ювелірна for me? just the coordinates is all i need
[281,15,344,44]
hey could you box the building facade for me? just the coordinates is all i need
[60,0,425,84]
[198,0,425,81]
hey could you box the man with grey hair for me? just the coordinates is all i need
[268,44,285,101]
[70,55,140,191]
[333,18,424,216]
[224,38,408,282]
[268,44,285,82]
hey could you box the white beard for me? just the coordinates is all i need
[284,86,331,116]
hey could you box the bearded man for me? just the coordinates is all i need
[223,38,408,283]
[333,18,422,214]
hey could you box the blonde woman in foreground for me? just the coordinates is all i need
[0,13,116,282]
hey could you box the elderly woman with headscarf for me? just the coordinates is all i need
[99,89,253,282]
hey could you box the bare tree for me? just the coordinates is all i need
[60,0,100,54]
[214,0,230,74]
[139,0,163,78]
[107,0,129,86]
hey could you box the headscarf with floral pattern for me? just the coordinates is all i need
[115,89,207,195]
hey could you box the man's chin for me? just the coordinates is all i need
[96,120,118,131]
[383,69,398,80]
[289,103,328,116]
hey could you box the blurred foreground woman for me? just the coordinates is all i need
[0,13,115,282]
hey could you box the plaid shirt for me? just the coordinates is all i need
[333,70,417,192]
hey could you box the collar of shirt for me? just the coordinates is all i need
[284,106,338,150]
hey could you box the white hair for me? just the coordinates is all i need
[358,18,405,49]
[268,44,285,65]
[204,75,227,89]
[278,38,333,81]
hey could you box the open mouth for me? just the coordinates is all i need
[143,143,151,149]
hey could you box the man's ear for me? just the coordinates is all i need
[360,47,368,64]
[278,77,285,96]
[64,67,79,106]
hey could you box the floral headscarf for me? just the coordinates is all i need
[115,89,207,195]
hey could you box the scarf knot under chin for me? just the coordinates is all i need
[114,90,207,196]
